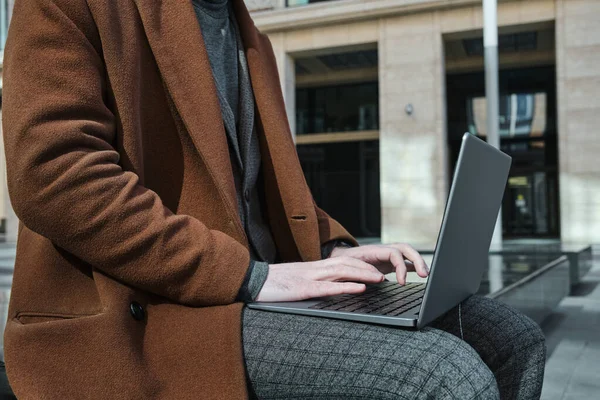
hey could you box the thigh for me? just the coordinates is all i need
[431,295,546,398]
[242,308,499,400]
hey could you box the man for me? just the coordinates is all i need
[2,0,545,398]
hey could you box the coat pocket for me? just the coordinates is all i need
[14,311,98,325]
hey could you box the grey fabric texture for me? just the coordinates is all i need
[193,0,277,266]
[243,295,546,399]
[193,0,277,304]
[235,260,270,303]
[247,261,269,300]
[194,1,360,301]
[192,0,239,128]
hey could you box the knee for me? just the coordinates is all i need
[498,303,546,358]
[468,296,546,357]
[520,314,546,351]
[419,335,500,399]
[445,339,500,399]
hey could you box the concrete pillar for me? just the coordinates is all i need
[555,0,600,244]
[379,12,447,245]
[4,199,17,243]
[267,32,297,140]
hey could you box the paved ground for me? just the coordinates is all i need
[540,252,600,399]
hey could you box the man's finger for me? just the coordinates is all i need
[318,257,384,283]
[389,249,408,285]
[376,247,407,282]
[339,256,382,274]
[393,243,429,278]
[309,281,366,299]
[403,260,416,271]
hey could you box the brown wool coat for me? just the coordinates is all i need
[1,0,356,398]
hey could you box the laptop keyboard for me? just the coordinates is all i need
[309,282,426,316]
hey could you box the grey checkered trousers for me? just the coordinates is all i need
[242,295,546,399]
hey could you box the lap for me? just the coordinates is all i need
[243,296,505,399]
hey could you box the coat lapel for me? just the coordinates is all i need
[133,0,320,261]
[133,0,246,245]
[232,0,321,261]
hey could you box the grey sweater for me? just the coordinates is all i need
[192,0,271,301]
[192,0,349,301]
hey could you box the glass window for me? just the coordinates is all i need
[287,0,334,7]
[463,32,538,56]
[296,81,379,135]
[297,140,381,237]
[446,66,559,239]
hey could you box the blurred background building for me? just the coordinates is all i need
[244,0,600,247]
[0,0,598,248]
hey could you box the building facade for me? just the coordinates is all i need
[0,0,598,246]
[247,0,600,245]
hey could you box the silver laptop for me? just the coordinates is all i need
[248,133,512,329]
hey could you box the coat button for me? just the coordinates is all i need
[129,301,145,321]
[244,189,250,202]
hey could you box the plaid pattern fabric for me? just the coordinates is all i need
[242,296,545,399]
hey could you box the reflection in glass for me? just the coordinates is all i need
[503,172,557,237]
[467,93,547,137]
[446,66,559,238]
[287,0,332,7]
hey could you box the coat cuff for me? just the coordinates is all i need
[236,260,269,303]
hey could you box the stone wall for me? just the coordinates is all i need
[245,0,283,12]
[555,0,600,243]
[378,12,447,244]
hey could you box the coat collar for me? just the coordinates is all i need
[133,0,321,260]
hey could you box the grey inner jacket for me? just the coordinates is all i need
[193,0,274,301]
[192,0,348,301]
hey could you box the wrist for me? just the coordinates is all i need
[329,242,354,258]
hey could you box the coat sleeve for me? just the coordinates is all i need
[2,0,250,307]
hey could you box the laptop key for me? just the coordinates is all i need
[366,290,421,310]
[352,292,423,314]
[385,299,423,316]
[310,283,426,312]
[369,293,424,315]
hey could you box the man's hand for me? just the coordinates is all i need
[329,243,429,285]
[255,257,384,302]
